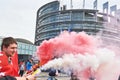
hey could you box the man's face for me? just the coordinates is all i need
[3,43,17,57]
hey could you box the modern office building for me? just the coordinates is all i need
[34,1,104,45]
[34,1,120,47]
[16,38,37,61]
[0,36,37,61]
[100,13,120,47]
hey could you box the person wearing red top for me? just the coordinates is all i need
[0,51,19,76]
[0,37,19,77]
[0,37,35,80]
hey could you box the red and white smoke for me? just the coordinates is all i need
[37,31,120,80]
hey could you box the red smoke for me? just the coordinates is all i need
[37,31,120,80]
[37,31,97,66]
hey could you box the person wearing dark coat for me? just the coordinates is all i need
[47,68,57,80]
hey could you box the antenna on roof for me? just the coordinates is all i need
[83,0,85,9]
[70,0,73,9]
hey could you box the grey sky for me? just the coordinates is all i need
[0,0,120,43]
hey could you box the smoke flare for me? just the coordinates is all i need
[37,31,120,80]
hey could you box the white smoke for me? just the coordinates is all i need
[42,48,117,74]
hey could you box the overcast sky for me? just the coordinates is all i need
[0,0,120,43]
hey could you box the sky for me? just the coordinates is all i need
[0,0,120,43]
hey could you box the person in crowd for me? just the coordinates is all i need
[26,59,33,74]
[0,75,17,80]
[26,59,33,71]
[70,72,79,80]
[0,37,35,80]
[0,75,35,80]
[19,60,26,76]
[47,68,58,80]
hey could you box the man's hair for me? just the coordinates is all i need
[1,37,17,51]
[49,68,56,76]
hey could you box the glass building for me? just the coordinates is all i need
[34,1,120,47]
[0,37,37,61]
[34,1,104,45]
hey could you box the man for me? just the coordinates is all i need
[47,68,58,80]
[0,37,19,76]
[0,37,35,80]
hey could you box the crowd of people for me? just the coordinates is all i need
[19,58,40,76]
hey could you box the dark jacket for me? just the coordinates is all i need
[47,76,57,80]
[0,76,16,80]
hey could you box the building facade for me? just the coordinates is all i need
[34,1,104,45]
[100,12,120,47]
[34,1,120,47]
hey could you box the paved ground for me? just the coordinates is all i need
[36,72,70,80]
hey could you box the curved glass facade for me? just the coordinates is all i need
[35,1,120,46]
[17,42,36,55]
[99,13,120,47]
